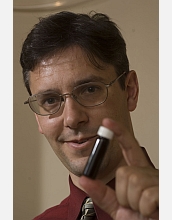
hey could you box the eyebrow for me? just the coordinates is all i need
[73,75,105,87]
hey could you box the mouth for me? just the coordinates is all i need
[72,137,95,144]
[65,135,98,149]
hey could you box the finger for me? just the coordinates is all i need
[115,166,130,207]
[139,186,159,218]
[115,166,158,211]
[115,166,158,210]
[128,170,158,212]
[102,118,151,167]
[116,206,149,220]
[79,176,118,219]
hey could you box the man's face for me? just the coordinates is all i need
[30,46,136,178]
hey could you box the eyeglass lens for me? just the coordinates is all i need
[28,82,108,115]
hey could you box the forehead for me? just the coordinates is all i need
[31,47,90,78]
[29,46,116,94]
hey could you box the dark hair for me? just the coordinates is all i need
[20,11,129,95]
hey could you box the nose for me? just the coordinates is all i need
[62,95,89,129]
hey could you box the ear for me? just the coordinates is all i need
[125,70,139,112]
[35,113,44,134]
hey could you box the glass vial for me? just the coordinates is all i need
[83,126,114,179]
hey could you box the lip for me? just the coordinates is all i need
[65,135,98,149]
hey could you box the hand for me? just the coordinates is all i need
[79,118,159,220]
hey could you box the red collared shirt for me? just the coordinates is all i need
[33,148,154,220]
[33,177,114,220]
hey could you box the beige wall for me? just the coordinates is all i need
[14,0,158,219]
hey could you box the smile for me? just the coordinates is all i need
[65,135,98,149]
[73,138,92,144]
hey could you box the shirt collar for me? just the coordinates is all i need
[67,176,115,220]
[68,176,88,219]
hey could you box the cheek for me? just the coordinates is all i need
[37,117,62,139]
[102,92,128,120]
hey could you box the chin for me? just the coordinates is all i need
[69,166,85,177]
[65,157,88,177]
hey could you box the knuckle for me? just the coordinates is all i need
[116,166,129,178]
[129,173,140,186]
[142,188,152,201]
[139,188,157,216]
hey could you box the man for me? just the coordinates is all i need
[20,11,159,219]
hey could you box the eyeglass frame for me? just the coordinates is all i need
[24,72,126,116]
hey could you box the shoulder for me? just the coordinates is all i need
[33,196,70,220]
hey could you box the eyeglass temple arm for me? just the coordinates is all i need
[24,98,38,105]
[24,100,29,105]
[108,72,126,86]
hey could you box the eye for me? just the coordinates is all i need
[86,86,98,93]
[80,84,102,95]
[44,97,57,105]
[37,93,61,107]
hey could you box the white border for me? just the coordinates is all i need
[159,0,171,218]
[1,1,13,219]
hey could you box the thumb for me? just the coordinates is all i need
[79,176,118,219]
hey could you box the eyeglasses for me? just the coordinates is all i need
[24,72,125,116]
